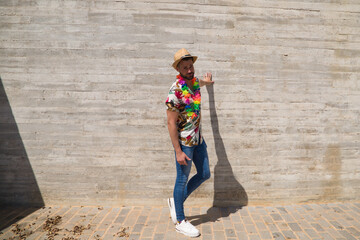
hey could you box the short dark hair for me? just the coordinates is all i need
[181,57,194,62]
[177,57,194,68]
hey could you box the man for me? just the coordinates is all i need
[165,48,214,237]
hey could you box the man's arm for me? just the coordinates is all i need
[199,72,214,87]
[167,110,191,165]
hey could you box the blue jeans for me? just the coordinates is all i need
[173,140,211,222]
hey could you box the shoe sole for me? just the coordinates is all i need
[175,228,200,238]
[167,198,177,225]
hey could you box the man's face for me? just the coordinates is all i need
[176,58,195,80]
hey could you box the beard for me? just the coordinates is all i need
[180,72,195,80]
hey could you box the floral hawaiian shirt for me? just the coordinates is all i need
[165,76,203,147]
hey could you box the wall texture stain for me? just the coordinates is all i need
[321,144,342,201]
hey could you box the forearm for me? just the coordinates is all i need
[167,122,182,154]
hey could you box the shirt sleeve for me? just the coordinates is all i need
[165,84,182,112]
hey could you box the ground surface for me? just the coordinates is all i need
[1,202,360,240]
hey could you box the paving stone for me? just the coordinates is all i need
[202,224,212,235]
[236,231,249,240]
[242,216,254,225]
[105,224,125,236]
[304,228,321,238]
[230,214,241,223]
[213,230,226,239]
[295,231,311,240]
[281,213,296,222]
[245,224,258,234]
[272,232,286,240]
[266,206,277,213]
[266,223,280,232]
[137,215,148,224]
[282,229,297,239]
[276,222,290,231]
[212,221,224,231]
[222,219,233,228]
[91,208,110,225]
[259,230,272,239]
[262,215,274,225]
[320,204,331,210]
[234,222,246,232]
[302,214,315,222]
[201,235,213,240]
[291,211,305,221]
[251,213,262,221]
[124,210,141,226]
[298,219,312,229]
[129,233,141,240]
[319,232,335,240]
[255,221,267,231]
[317,218,333,229]
[90,230,105,239]
[353,203,360,208]
[119,207,131,217]
[336,217,353,228]
[114,215,126,224]
[154,222,167,233]
[132,223,145,233]
[276,207,288,214]
[338,230,357,240]
[98,208,120,230]
[238,208,250,217]
[255,207,267,215]
[326,228,345,238]
[271,213,283,221]
[288,222,302,232]
[329,220,344,230]
[225,228,236,237]
[141,226,154,238]
[346,227,360,237]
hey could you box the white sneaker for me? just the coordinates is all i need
[167,198,177,224]
[175,219,200,238]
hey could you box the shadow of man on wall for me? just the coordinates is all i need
[189,84,248,226]
[0,78,44,231]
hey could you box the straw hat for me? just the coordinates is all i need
[172,48,197,70]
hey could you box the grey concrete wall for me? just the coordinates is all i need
[0,0,359,206]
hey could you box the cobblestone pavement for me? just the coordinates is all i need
[1,202,360,240]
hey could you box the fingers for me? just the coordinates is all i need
[203,73,214,85]
[178,159,188,165]
[180,155,190,165]
[204,72,212,80]
[177,152,191,165]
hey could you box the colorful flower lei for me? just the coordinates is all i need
[176,74,201,120]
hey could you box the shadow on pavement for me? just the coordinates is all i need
[0,78,44,231]
[188,206,242,226]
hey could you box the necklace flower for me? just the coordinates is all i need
[176,74,201,120]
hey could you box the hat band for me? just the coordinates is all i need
[181,54,192,59]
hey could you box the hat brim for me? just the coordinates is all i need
[172,56,197,70]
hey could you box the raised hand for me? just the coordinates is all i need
[200,72,214,87]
